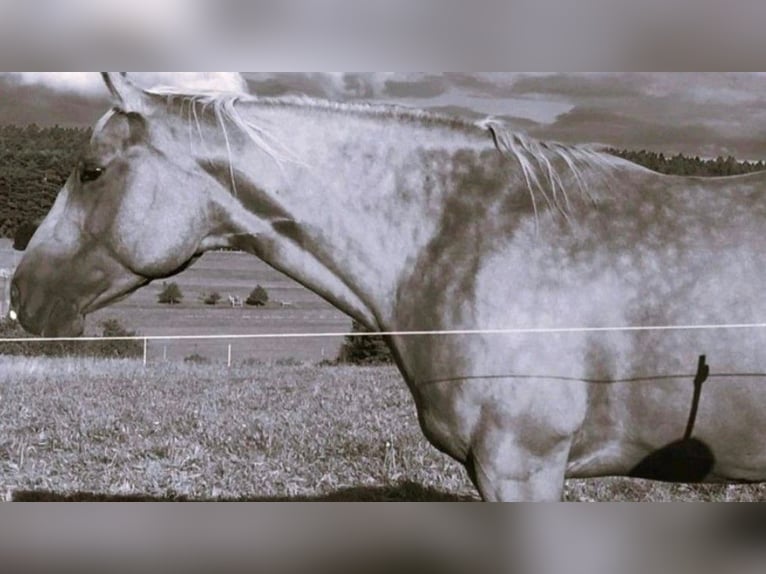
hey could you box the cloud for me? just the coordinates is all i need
[382,75,449,99]
[443,73,554,99]
[0,72,249,126]
[3,72,766,159]
[0,76,105,126]
[138,73,248,93]
[510,74,647,100]
[245,73,445,100]
[525,105,766,159]
[244,73,327,98]
[10,73,247,96]
[483,73,766,158]
[12,73,106,96]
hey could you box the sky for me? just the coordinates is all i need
[2,72,766,159]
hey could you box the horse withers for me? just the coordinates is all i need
[12,73,766,500]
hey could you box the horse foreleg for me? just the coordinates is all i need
[463,380,587,502]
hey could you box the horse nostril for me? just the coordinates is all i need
[10,280,20,310]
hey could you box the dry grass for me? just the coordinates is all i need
[1,356,764,502]
[0,357,473,501]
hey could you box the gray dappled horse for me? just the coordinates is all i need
[11,73,766,500]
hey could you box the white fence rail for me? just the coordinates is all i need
[5,322,766,366]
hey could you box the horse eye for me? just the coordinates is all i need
[80,166,105,184]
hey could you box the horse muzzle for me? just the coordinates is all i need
[10,276,85,338]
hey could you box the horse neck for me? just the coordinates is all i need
[216,102,485,328]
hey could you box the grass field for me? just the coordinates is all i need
[1,356,764,502]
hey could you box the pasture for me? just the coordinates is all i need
[1,356,764,502]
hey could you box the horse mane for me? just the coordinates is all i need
[147,85,626,215]
[149,85,476,143]
[479,120,626,221]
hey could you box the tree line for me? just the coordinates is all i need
[2,124,766,239]
[606,148,766,177]
[0,124,90,238]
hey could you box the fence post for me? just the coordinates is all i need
[143,338,148,367]
[227,344,232,368]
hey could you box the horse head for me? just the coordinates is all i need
[11,73,244,336]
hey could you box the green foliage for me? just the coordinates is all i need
[246,285,270,306]
[0,125,91,238]
[158,282,184,305]
[0,317,142,359]
[607,149,766,177]
[337,321,393,365]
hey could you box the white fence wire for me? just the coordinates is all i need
[3,321,766,346]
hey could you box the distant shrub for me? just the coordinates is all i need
[246,285,269,307]
[202,291,222,306]
[184,353,210,364]
[158,282,183,305]
[337,321,394,365]
[0,317,142,359]
[100,318,133,338]
[94,319,143,359]
[275,357,304,367]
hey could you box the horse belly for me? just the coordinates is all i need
[568,328,766,482]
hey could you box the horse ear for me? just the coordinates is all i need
[101,73,147,111]
[231,73,249,93]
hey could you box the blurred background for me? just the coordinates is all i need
[2,0,766,68]
[0,505,764,573]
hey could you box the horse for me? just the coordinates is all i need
[228,295,244,308]
[10,73,766,501]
